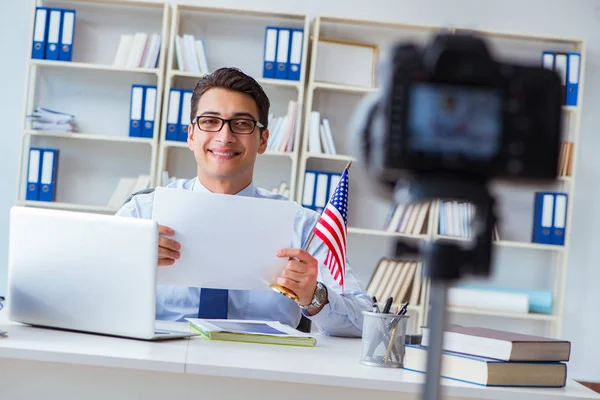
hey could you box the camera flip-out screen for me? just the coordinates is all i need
[406,82,503,162]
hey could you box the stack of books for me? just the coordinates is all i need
[403,326,570,387]
[306,111,336,155]
[366,259,423,307]
[558,141,574,177]
[438,201,500,240]
[174,34,209,74]
[266,100,298,152]
[384,201,431,235]
[28,107,76,133]
[113,33,161,69]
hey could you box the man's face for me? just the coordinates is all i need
[187,88,269,184]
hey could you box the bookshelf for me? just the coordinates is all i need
[297,15,585,338]
[16,0,170,214]
[155,4,310,199]
[14,1,585,339]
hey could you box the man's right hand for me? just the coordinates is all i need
[158,224,180,267]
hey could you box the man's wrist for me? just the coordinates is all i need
[299,282,328,315]
[304,298,328,316]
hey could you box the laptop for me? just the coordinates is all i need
[6,206,198,341]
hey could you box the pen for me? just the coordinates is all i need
[372,296,380,313]
[399,302,409,316]
[382,297,393,314]
[386,302,409,328]
[384,303,409,363]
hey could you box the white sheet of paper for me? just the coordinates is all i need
[151,187,296,290]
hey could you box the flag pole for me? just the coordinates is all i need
[270,161,352,302]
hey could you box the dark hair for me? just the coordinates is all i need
[190,67,271,131]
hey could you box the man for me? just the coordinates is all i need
[116,67,372,337]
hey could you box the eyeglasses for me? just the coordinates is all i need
[192,116,264,135]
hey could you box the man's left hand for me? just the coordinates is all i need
[276,248,326,313]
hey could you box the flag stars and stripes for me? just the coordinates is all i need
[313,166,350,290]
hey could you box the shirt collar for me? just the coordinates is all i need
[192,177,257,198]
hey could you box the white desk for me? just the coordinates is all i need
[0,319,598,400]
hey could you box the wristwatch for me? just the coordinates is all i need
[298,282,328,310]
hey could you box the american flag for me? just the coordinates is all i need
[314,165,349,290]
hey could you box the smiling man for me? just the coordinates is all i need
[116,67,372,337]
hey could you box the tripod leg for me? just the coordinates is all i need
[422,280,449,400]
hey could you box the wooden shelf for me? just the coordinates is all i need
[72,0,166,7]
[257,77,302,89]
[319,15,442,33]
[25,130,154,145]
[163,140,295,158]
[176,3,307,19]
[453,27,582,45]
[311,81,377,94]
[494,240,566,251]
[262,150,296,158]
[17,200,118,214]
[303,152,355,162]
[434,235,565,251]
[348,227,427,240]
[163,140,188,148]
[30,59,160,75]
[169,70,301,89]
[446,306,558,321]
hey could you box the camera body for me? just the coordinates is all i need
[360,32,563,188]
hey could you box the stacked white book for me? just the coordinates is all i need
[28,107,76,133]
[175,34,209,74]
[266,100,298,153]
[384,201,431,235]
[307,111,336,155]
[439,201,500,240]
[113,33,161,69]
[107,175,150,210]
[366,259,423,307]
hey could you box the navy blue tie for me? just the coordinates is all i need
[198,288,229,319]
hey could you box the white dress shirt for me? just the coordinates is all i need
[115,177,372,337]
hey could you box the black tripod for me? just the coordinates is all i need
[395,176,496,400]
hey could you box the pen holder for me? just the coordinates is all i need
[360,310,409,368]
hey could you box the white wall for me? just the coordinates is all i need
[0,3,31,291]
[1,0,600,382]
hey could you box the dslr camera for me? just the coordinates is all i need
[355,31,563,190]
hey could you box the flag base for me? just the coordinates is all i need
[269,284,299,302]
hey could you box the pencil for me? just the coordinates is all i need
[384,320,400,363]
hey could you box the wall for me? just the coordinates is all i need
[0,0,599,381]
[0,3,31,292]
